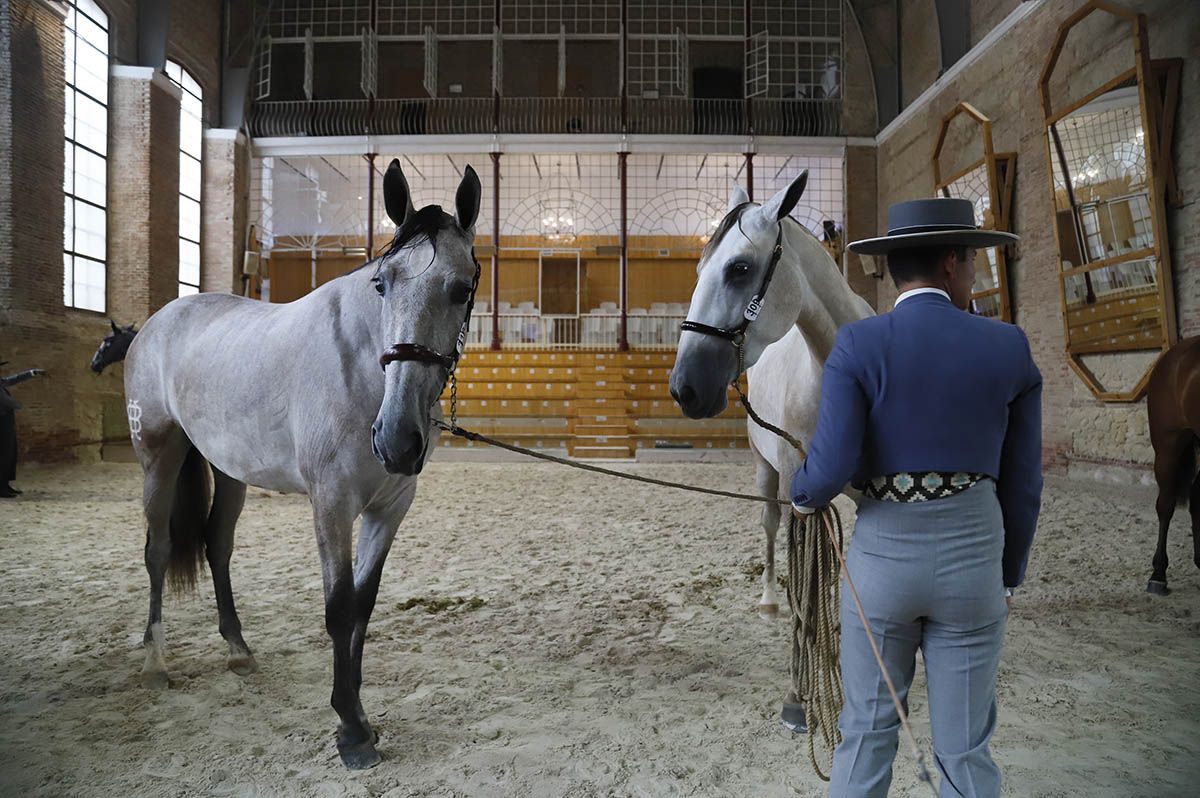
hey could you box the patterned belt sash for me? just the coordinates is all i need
[864,471,988,503]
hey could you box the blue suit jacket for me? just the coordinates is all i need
[790,292,1043,587]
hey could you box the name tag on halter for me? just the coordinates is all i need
[456,326,467,354]
[744,297,763,322]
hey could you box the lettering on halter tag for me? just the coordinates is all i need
[744,296,763,322]
[127,399,143,442]
[456,324,468,355]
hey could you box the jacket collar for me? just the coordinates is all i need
[893,287,951,309]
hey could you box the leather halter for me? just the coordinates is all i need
[378,257,482,374]
[679,225,784,347]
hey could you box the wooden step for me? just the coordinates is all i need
[439,398,575,416]
[570,444,634,459]
[573,423,631,436]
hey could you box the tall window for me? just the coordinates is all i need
[64,0,109,312]
[166,61,203,296]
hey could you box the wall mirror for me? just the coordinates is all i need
[1040,0,1181,401]
[933,102,1016,322]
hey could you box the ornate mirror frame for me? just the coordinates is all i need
[1040,0,1181,402]
[933,102,1017,322]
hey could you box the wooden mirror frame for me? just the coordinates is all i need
[933,102,1017,323]
[1040,0,1181,402]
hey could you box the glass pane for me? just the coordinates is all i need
[74,93,107,155]
[179,196,201,241]
[74,145,106,206]
[64,29,75,85]
[75,40,109,103]
[1063,257,1160,351]
[971,293,1001,319]
[972,246,1000,293]
[74,199,106,260]
[77,0,109,30]
[942,162,993,228]
[64,76,75,140]
[182,91,203,123]
[63,140,73,193]
[75,256,106,312]
[181,112,203,160]
[178,283,200,297]
[180,154,201,200]
[76,11,108,52]
[63,253,74,306]
[179,239,200,285]
[165,60,181,85]
[64,195,73,250]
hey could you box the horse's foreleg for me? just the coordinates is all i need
[206,469,255,675]
[351,484,416,689]
[754,449,782,618]
[139,430,190,689]
[313,498,378,769]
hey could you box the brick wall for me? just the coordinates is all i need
[0,0,224,467]
[870,0,1199,482]
[201,131,248,295]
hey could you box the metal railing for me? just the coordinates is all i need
[465,311,687,349]
[500,97,622,134]
[249,97,842,138]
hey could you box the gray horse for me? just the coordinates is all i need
[124,159,481,769]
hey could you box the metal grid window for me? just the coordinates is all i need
[756,153,844,238]
[63,0,109,312]
[166,61,204,297]
[767,38,841,99]
[267,0,371,39]
[377,0,493,37]
[501,154,618,238]
[500,1,621,36]
[1051,104,1146,195]
[627,36,683,98]
[752,0,842,38]
[628,0,743,37]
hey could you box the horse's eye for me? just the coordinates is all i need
[450,284,472,305]
[727,261,751,278]
[372,278,385,296]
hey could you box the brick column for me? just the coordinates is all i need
[201,128,248,294]
[842,144,880,311]
[107,66,180,323]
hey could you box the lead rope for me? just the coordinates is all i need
[733,346,936,793]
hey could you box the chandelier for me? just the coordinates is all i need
[541,160,576,244]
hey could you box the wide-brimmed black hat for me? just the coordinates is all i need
[847,197,1018,255]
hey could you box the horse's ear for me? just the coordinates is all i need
[728,184,750,213]
[456,164,481,232]
[383,158,414,227]
[758,170,808,224]
[110,319,120,333]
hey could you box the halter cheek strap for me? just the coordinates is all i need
[679,225,784,346]
[378,256,482,375]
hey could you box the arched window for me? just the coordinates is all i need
[64,0,109,312]
[165,61,203,296]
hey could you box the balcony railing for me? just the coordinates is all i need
[249,97,842,138]
[463,310,688,350]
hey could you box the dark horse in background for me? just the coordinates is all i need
[91,320,138,373]
[1147,336,1200,595]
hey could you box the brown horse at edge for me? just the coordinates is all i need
[1147,336,1200,595]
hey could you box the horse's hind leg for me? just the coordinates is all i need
[1189,451,1200,570]
[1148,433,1190,595]
[206,468,256,675]
[753,445,782,618]
[140,428,191,688]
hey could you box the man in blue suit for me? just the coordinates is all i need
[790,198,1042,797]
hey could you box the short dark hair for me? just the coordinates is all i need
[886,245,967,286]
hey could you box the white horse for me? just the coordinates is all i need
[669,173,874,615]
[123,160,481,769]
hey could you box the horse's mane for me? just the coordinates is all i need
[700,202,827,265]
[347,204,463,277]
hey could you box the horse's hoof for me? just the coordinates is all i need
[228,654,259,676]
[780,701,808,734]
[757,603,779,619]
[338,741,382,770]
[1146,580,1170,596]
[140,668,170,690]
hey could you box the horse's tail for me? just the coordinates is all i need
[166,444,212,593]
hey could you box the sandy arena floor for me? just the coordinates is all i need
[0,460,1198,797]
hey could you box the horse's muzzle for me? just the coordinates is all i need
[371,420,427,476]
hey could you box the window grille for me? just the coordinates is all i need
[166,61,204,297]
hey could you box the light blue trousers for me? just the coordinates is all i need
[828,480,1008,798]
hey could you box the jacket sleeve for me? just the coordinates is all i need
[790,325,868,510]
[997,330,1043,588]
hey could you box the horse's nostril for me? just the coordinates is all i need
[677,384,696,406]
